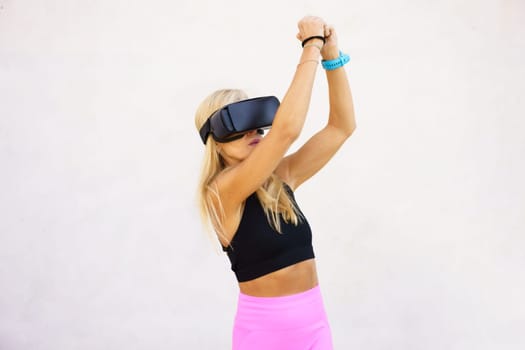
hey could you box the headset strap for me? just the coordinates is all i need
[199,118,211,144]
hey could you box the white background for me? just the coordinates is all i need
[1,0,524,349]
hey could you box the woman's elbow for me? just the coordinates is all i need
[267,123,300,146]
[281,125,302,143]
[338,123,356,139]
[345,124,356,137]
[273,118,303,142]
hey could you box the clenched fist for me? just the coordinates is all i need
[296,16,326,43]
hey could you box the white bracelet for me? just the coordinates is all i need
[297,59,319,68]
[303,43,323,51]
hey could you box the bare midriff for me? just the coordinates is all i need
[238,258,318,297]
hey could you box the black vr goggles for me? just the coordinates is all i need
[199,96,280,144]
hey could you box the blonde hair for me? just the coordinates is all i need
[195,89,302,247]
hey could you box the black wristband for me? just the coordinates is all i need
[301,35,326,48]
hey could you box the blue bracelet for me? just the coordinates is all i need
[321,51,351,71]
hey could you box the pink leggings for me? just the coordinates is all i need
[232,285,333,349]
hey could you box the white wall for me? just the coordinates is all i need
[1,0,524,349]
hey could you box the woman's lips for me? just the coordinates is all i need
[249,138,261,146]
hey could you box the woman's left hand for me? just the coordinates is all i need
[321,24,340,60]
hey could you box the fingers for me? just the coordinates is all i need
[324,23,339,38]
[297,15,326,40]
[324,25,332,38]
[319,24,339,58]
[295,16,342,50]
[296,17,339,45]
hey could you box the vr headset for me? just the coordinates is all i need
[199,96,280,144]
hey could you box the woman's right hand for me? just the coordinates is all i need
[296,16,326,44]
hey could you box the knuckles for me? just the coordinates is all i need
[298,16,326,37]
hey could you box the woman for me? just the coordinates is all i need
[194,16,355,350]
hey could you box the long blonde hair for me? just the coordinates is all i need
[195,89,302,247]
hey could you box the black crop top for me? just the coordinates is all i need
[222,183,315,282]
